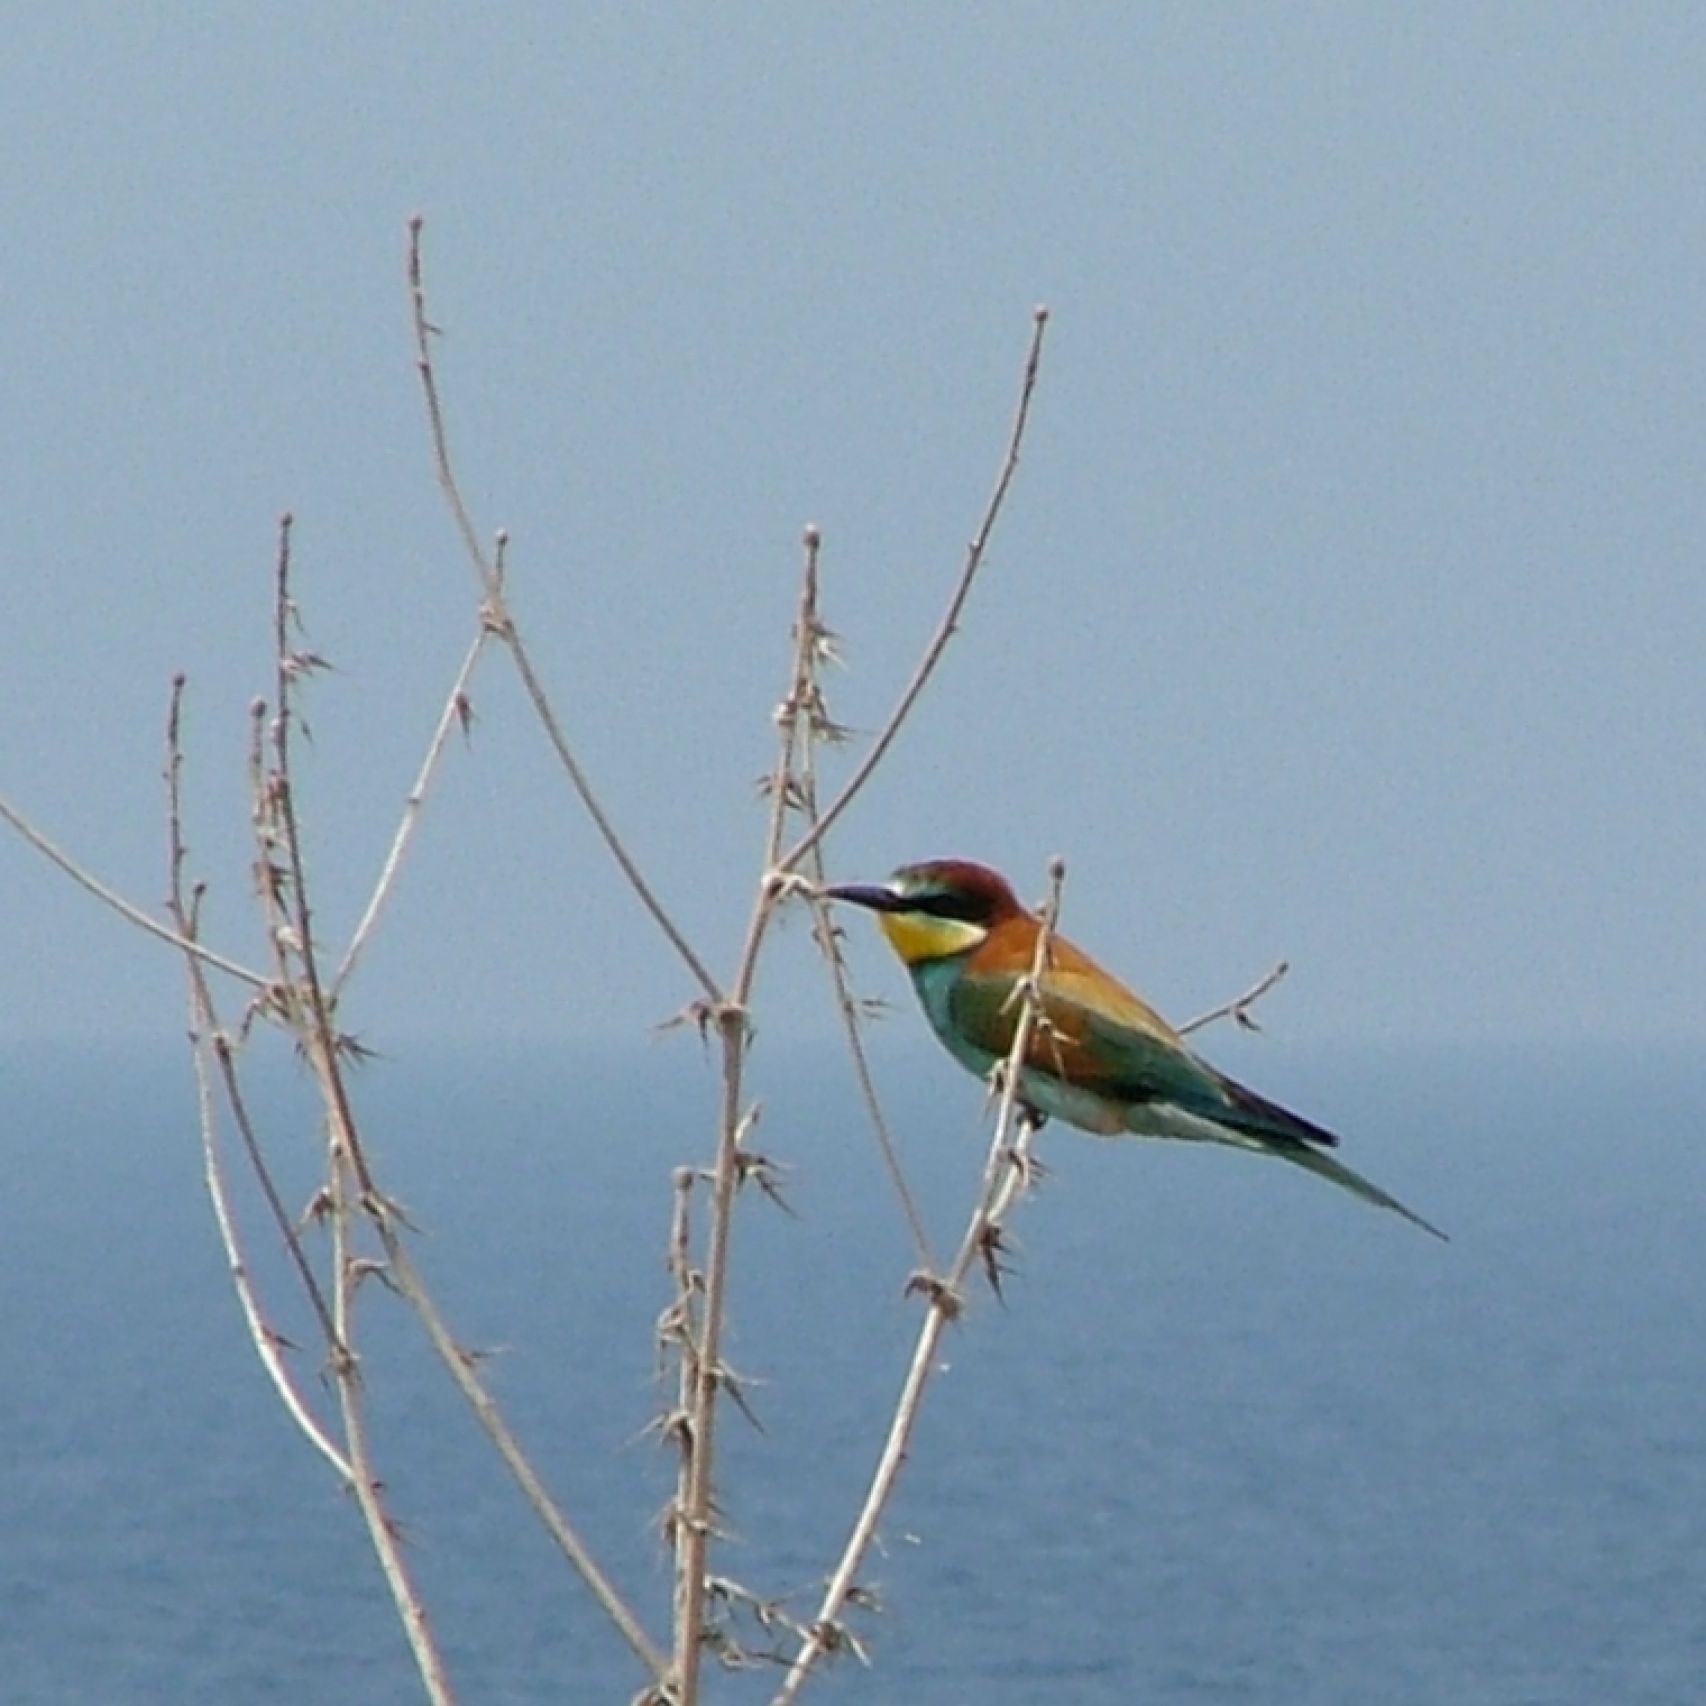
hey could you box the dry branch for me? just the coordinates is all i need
[333,624,492,996]
[0,787,269,990]
[1179,958,1290,1036]
[406,216,719,1003]
[778,305,1050,876]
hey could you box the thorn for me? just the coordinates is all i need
[844,1581,884,1613]
[977,1222,1015,1303]
[648,1407,694,1451]
[364,1189,418,1233]
[716,1362,767,1433]
[905,1269,963,1320]
[347,1257,396,1294]
[656,998,718,1045]
[735,1150,796,1216]
[1004,1136,1049,1192]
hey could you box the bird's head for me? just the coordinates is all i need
[824,859,1024,965]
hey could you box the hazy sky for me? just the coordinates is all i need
[4,9,1702,1050]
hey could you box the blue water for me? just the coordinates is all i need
[3,1037,1702,1704]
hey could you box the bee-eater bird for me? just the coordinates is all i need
[825,859,1444,1240]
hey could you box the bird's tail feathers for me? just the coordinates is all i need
[1219,1074,1342,1149]
[1271,1140,1448,1242]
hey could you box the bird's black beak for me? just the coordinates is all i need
[822,882,907,913]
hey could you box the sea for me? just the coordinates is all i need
[2,1034,1702,1705]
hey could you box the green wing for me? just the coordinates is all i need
[950,958,1342,1147]
[948,959,1218,1107]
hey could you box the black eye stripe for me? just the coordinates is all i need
[908,891,989,924]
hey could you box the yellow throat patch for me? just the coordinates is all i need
[878,909,987,965]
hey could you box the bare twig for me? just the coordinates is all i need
[502,628,721,1001]
[408,215,497,600]
[333,624,492,996]
[184,1020,353,1479]
[199,1021,344,1353]
[0,787,269,990]
[778,306,1050,876]
[805,881,935,1273]
[380,1223,673,1681]
[771,858,1068,1705]
[406,216,719,1004]
[1178,958,1290,1037]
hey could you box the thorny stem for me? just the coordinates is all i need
[326,1085,457,1706]
[406,216,719,1004]
[166,675,351,1479]
[265,518,379,1208]
[771,858,1068,1706]
[673,1004,747,1704]
[778,535,935,1270]
[665,1163,701,1651]
[171,676,342,1352]
[265,519,670,1687]
[171,685,337,1351]
[673,527,833,1702]
[259,517,456,1703]
[778,305,1050,877]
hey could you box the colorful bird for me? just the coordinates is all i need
[825,858,1444,1239]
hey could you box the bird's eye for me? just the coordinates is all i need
[911,890,988,924]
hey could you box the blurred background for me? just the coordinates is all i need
[6,14,1706,1705]
[4,7,1701,1052]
